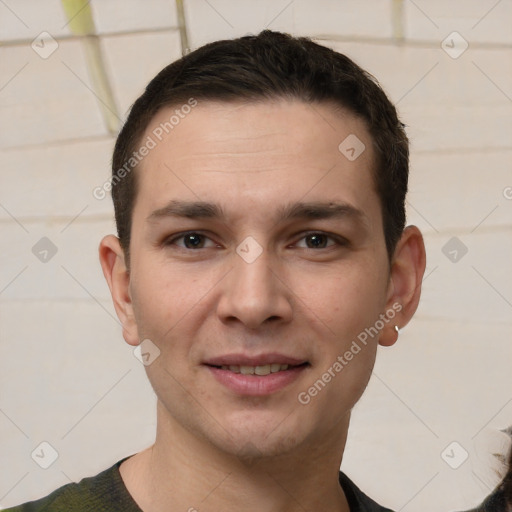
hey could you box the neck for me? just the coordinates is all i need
[120,401,351,512]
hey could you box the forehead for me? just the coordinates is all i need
[134,99,379,225]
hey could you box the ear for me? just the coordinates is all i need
[99,235,140,346]
[379,225,426,347]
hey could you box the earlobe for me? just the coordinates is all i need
[379,226,426,347]
[99,235,140,346]
[379,324,400,347]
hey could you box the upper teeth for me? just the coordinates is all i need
[221,364,289,375]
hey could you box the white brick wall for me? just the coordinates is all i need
[404,0,512,45]
[1,1,511,510]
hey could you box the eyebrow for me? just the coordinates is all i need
[147,199,368,225]
[147,200,223,222]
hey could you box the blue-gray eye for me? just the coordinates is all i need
[170,232,216,249]
[296,233,336,249]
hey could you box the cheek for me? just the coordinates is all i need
[296,338,377,431]
[328,347,377,412]
[129,258,207,344]
[289,259,388,337]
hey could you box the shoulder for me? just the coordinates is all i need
[4,458,141,512]
[339,471,395,512]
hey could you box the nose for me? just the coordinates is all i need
[216,248,293,330]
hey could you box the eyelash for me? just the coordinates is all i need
[165,231,348,250]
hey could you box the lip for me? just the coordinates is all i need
[204,353,307,367]
[203,353,309,396]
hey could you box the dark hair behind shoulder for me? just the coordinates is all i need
[462,427,512,512]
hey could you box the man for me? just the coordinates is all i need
[7,30,426,511]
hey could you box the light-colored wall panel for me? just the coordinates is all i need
[0,0,69,42]
[101,30,182,117]
[0,219,116,301]
[416,229,512,323]
[0,300,155,507]
[0,40,106,148]
[185,0,395,51]
[289,0,394,39]
[92,0,178,34]
[0,0,179,42]
[407,150,512,232]
[0,138,115,219]
[404,0,512,45]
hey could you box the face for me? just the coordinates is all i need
[115,100,397,458]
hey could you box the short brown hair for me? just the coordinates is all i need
[111,30,408,264]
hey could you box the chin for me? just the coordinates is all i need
[210,411,309,460]
[226,431,303,461]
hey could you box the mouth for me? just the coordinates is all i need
[206,362,308,375]
[203,356,310,396]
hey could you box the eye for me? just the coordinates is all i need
[297,233,333,249]
[295,232,340,249]
[167,232,217,249]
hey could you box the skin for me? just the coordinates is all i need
[100,99,426,512]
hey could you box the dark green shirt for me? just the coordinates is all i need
[5,457,395,511]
